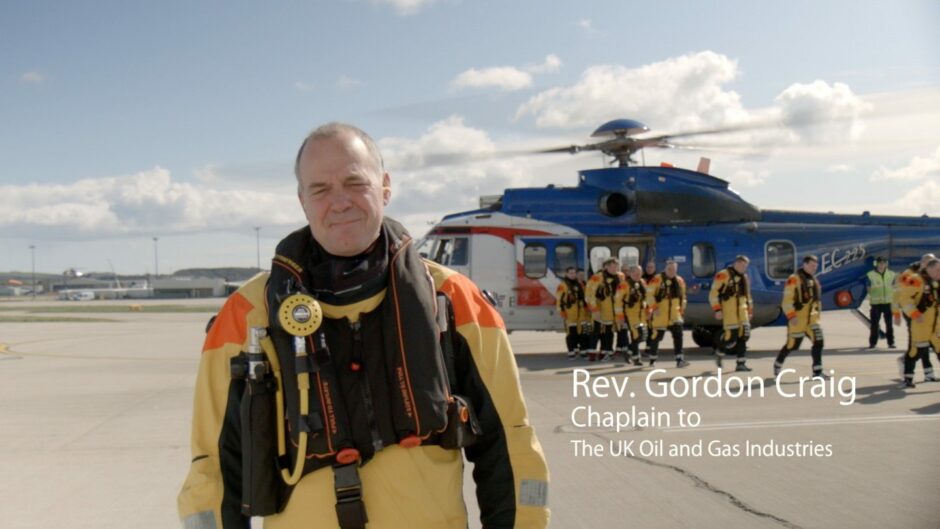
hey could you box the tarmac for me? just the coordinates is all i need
[0,298,938,529]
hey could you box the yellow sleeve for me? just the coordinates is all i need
[584,276,599,312]
[708,271,727,311]
[436,268,551,529]
[178,274,269,529]
[781,275,798,318]
[646,276,661,310]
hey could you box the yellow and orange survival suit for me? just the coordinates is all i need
[897,259,940,388]
[585,259,623,362]
[556,267,588,359]
[615,268,648,366]
[645,262,688,367]
[708,258,753,371]
[178,220,550,529]
[774,256,825,377]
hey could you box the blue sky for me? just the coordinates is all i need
[2,0,938,275]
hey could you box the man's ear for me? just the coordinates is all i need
[382,172,392,205]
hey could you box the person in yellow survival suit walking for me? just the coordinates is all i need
[708,255,754,372]
[585,258,622,362]
[556,266,588,359]
[177,123,550,529]
[614,264,648,366]
[645,260,689,368]
[897,257,940,388]
[774,255,826,378]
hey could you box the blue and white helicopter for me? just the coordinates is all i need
[418,119,940,346]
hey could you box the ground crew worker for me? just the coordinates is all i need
[865,256,897,348]
[178,123,550,529]
[774,255,826,378]
[615,265,648,366]
[897,258,940,388]
[586,258,622,362]
[646,260,689,368]
[556,266,588,359]
[709,255,753,371]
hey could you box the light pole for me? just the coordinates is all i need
[29,245,36,300]
[254,226,261,270]
[153,237,159,278]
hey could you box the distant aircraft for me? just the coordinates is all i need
[419,119,940,345]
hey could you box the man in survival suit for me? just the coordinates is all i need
[708,255,754,372]
[645,260,689,368]
[897,257,940,388]
[556,266,588,359]
[614,264,648,366]
[585,257,623,362]
[774,255,827,378]
[177,123,550,529]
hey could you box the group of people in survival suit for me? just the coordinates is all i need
[556,257,692,368]
[557,251,940,389]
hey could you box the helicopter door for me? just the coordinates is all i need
[512,236,586,331]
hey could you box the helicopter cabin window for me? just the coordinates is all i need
[431,237,469,267]
[618,246,640,268]
[553,243,578,276]
[766,241,796,280]
[524,244,547,278]
[589,246,612,275]
[692,243,716,278]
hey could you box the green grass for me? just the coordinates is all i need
[0,304,221,314]
[0,315,119,323]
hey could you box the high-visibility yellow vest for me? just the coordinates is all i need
[866,268,896,305]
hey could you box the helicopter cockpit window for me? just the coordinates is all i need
[430,237,469,267]
[692,243,716,278]
[589,246,611,275]
[524,244,547,278]
[618,246,640,268]
[554,243,578,276]
[766,241,796,280]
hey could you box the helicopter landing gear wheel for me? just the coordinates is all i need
[692,326,721,348]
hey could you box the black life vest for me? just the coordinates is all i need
[655,272,681,302]
[719,266,750,301]
[562,277,583,308]
[624,277,645,308]
[265,219,450,476]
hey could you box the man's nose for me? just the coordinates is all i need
[327,188,353,211]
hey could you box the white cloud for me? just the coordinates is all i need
[293,81,315,92]
[870,145,940,181]
[578,19,605,37]
[727,168,769,188]
[370,0,438,15]
[826,164,854,173]
[515,51,747,130]
[772,81,872,143]
[526,54,562,74]
[0,168,301,239]
[451,66,533,92]
[19,71,45,84]
[892,179,940,216]
[336,75,363,90]
[451,54,562,92]
[379,116,542,237]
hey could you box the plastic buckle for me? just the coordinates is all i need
[333,463,368,528]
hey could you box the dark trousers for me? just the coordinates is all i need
[718,326,750,364]
[649,324,684,361]
[565,324,581,352]
[903,347,935,382]
[593,321,615,352]
[868,303,894,346]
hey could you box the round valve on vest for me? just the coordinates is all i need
[336,448,360,465]
[278,293,322,336]
[399,435,421,448]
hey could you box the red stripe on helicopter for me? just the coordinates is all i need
[515,263,557,307]
[431,226,551,244]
